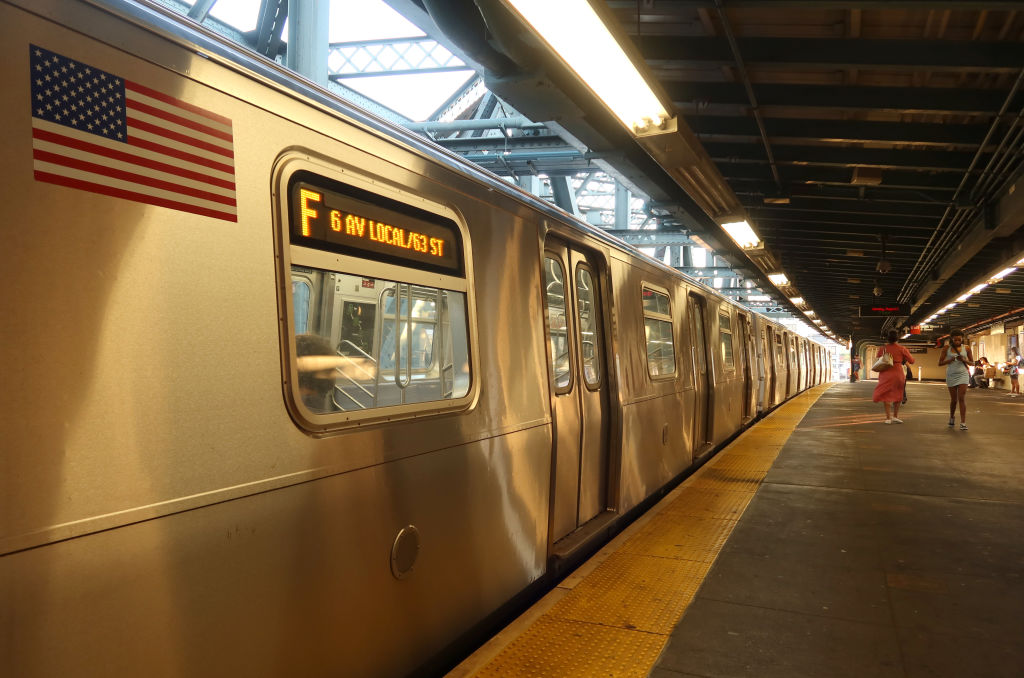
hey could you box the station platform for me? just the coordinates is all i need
[447,381,1024,678]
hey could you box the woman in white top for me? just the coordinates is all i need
[937,329,973,430]
[1008,347,1021,396]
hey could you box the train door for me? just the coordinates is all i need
[688,294,712,454]
[543,239,610,543]
[737,313,754,419]
[783,332,793,397]
[764,326,776,407]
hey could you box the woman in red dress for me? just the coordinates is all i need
[872,329,915,424]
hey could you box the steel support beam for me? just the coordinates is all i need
[599,231,701,246]
[720,164,963,188]
[550,176,580,217]
[687,116,990,147]
[638,37,1024,71]
[186,0,217,22]
[252,0,287,59]
[706,142,977,172]
[666,82,1016,115]
[405,117,547,134]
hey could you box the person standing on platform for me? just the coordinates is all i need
[872,329,915,424]
[1008,347,1021,396]
[938,329,973,430]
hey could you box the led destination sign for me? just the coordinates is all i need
[859,304,907,317]
[289,175,462,275]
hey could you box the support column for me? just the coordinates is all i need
[287,0,329,85]
[517,175,541,197]
[550,176,581,217]
[615,182,630,229]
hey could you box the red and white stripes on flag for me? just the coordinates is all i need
[29,45,237,222]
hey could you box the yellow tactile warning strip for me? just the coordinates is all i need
[448,383,833,678]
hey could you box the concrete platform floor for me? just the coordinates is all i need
[653,381,1024,678]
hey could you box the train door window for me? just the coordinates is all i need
[642,286,675,377]
[575,265,602,388]
[545,256,573,393]
[719,311,735,370]
[277,163,474,430]
[774,333,784,366]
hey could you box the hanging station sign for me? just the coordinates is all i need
[858,304,907,317]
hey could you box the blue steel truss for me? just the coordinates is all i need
[328,37,468,79]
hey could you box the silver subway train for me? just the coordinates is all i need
[0,1,833,676]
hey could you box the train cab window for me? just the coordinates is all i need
[278,165,473,429]
[719,312,735,370]
[544,256,573,393]
[575,266,602,388]
[642,287,675,377]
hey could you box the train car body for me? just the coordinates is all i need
[0,2,833,676]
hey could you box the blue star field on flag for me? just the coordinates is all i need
[31,44,127,142]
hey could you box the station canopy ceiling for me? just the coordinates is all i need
[385,0,1024,343]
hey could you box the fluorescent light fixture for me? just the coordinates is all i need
[902,333,910,339]
[505,0,668,131]
[805,310,816,317]
[768,273,789,286]
[989,267,1016,282]
[944,303,957,310]
[789,297,804,305]
[956,293,971,302]
[720,219,760,249]
[969,283,988,295]
[1017,256,1024,266]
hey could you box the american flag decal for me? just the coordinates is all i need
[30,45,237,222]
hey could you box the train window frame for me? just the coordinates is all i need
[718,310,735,372]
[641,284,676,380]
[272,153,478,433]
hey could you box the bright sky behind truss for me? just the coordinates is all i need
[204,0,472,120]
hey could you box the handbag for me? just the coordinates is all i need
[871,351,894,372]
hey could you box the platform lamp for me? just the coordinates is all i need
[502,0,670,134]
[720,217,761,250]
